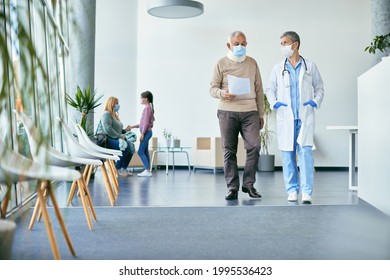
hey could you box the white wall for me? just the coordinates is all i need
[96,0,372,167]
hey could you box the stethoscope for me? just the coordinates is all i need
[282,55,308,88]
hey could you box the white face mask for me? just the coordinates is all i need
[281,44,294,58]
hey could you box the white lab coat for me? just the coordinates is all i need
[266,58,324,151]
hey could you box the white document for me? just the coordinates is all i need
[227,75,251,95]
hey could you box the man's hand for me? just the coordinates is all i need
[224,91,236,101]
[260,118,264,129]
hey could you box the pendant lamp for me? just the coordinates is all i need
[147,0,204,19]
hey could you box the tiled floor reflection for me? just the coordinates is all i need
[56,168,359,208]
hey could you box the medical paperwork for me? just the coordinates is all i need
[227,75,251,95]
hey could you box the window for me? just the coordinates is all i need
[0,0,70,216]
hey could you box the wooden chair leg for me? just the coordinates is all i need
[66,180,78,205]
[106,160,119,195]
[108,159,118,182]
[35,187,49,224]
[0,185,12,219]
[45,181,76,256]
[29,195,41,230]
[36,181,61,260]
[100,164,116,206]
[78,167,97,222]
[79,177,97,221]
[77,165,90,197]
[110,159,118,177]
[84,164,93,187]
[66,166,98,228]
[74,178,93,230]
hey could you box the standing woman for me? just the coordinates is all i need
[136,91,155,177]
[97,96,134,177]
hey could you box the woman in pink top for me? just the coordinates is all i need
[136,91,155,177]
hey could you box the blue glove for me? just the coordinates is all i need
[303,100,317,107]
[274,102,288,109]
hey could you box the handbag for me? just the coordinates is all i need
[93,121,107,147]
[94,133,107,147]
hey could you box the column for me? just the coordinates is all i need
[67,0,97,126]
[371,0,390,65]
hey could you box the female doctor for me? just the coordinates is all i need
[266,31,324,203]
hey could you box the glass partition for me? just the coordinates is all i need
[0,0,70,216]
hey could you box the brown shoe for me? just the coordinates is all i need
[225,190,238,200]
[242,187,262,198]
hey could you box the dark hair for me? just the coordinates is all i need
[141,90,154,112]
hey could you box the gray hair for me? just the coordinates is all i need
[227,31,246,43]
[281,31,300,49]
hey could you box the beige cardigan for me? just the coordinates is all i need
[210,56,264,118]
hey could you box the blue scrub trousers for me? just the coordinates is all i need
[281,120,314,195]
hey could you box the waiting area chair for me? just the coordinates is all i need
[14,110,102,230]
[0,138,81,260]
[59,118,119,206]
[72,121,120,193]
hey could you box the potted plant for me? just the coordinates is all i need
[163,128,172,147]
[172,136,181,148]
[0,218,16,260]
[66,84,103,137]
[364,32,390,54]
[258,95,275,171]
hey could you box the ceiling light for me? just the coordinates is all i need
[147,0,204,19]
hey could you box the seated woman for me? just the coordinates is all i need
[96,96,135,177]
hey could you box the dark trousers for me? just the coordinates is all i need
[106,138,133,170]
[217,110,261,191]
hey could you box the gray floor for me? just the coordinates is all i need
[9,168,390,260]
[58,168,360,207]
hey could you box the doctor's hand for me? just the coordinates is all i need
[303,100,317,107]
[273,102,288,109]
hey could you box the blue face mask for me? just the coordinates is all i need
[114,104,120,112]
[232,45,246,57]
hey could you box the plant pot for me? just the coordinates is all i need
[165,139,172,148]
[173,139,180,148]
[258,154,275,172]
[0,219,16,260]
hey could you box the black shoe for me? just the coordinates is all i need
[242,187,262,198]
[225,190,238,200]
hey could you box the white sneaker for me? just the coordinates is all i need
[302,193,312,203]
[287,191,298,202]
[137,170,152,177]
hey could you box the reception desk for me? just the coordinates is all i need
[327,126,358,191]
[357,56,390,216]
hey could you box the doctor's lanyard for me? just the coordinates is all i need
[282,55,308,88]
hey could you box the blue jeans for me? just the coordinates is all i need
[106,138,133,170]
[138,130,153,170]
[281,120,314,195]
[217,110,261,191]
